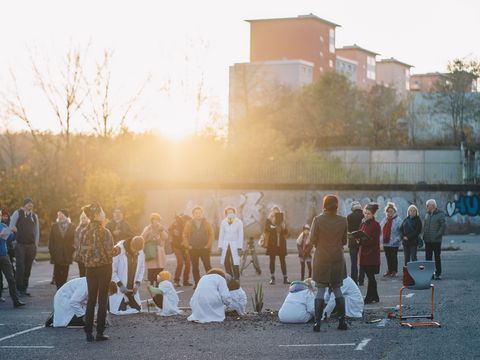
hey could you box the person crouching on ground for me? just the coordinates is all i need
[187,268,231,323]
[110,235,145,315]
[322,276,364,320]
[78,203,114,342]
[296,224,313,281]
[278,278,316,323]
[148,270,182,316]
[309,195,348,332]
[226,278,247,316]
[46,277,88,327]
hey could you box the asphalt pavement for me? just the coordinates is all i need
[1,234,479,360]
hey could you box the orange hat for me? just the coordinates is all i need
[158,270,171,282]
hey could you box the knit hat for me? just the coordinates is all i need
[365,203,379,215]
[323,195,338,211]
[158,270,172,282]
[23,197,33,206]
[351,201,362,211]
[58,209,69,218]
[384,202,397,214]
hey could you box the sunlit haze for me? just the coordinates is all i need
[1,0,479,139]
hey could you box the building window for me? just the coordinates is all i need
[329,29,335,53]
[329,60,333,68]
[319,51,324,58]
[320,35,324,42]
[320,66,324,72]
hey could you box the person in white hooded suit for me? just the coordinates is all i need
[218,207,244,280]
[50,277,88,327]
[323,276,363,319]
[188,268,231,323]
[110,236,145,315]
[278,279,316,323]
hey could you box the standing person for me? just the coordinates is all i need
[0,209,25,307]
[9,197,40,297]
[400,205,423,265]
[168,215,192,287]
[48,209,75,290]
[182,206,214,288]
[423,199,446,280]
[380,202,403,277]
[347,201,365,285]
[106,208,134,244]
[265,206,289,285]
[141,213,168,286]
[296,224,313,281]
[78,203,114,342]
[357,203,381,304]
[309,195,348,332]
[1,209,16,297]
[110,236,145,315]
[218,206,244,281]
[74,212,90,277]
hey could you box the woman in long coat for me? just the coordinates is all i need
[265,206,289,285]
[309,195,348,332]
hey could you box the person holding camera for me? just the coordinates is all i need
[265,206,289,285]
[218,206,244,281]
[141,213,168,286]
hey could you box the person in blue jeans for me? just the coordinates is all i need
[400,205,422,265]
[347,201,365,285]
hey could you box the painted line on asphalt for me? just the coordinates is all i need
[355,338,371,351]
[279,343,356,347]
[36,280,52,283]
[0,325,44,343]
[0,346,54,349]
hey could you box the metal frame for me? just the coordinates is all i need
[399,284,441,328]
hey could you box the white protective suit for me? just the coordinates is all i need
[53,277,88,327]
[218,217,244,266]
[110,240,145,315]
[188,273,231,323]
[157,280,182,316]
[323,276,364,319]
[226,288,247,315]
[278,288,316,323]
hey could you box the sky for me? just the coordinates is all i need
[0,0,479,138]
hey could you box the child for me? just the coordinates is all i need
[226,278,247,315]
[296,224,313,281]
[149,270,182,316]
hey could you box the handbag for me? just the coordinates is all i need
[144,240,157,261]
[258,232,270,249]
[417,236,424,249]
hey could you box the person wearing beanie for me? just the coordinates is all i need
[309,195,349,332]
[296,224,313,281]
[380,202,403,277]
[110,235,145,315]
[347,201,365,285]
[48,209,76,289]
[149,270,182,316]
[78,203,114,342]
[356,203,381,304]
[9,197,40,297]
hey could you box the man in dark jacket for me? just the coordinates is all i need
[48,209,75,289]
[106,208,134,244]
[423,199,446,280]
[347,201,365,285]
[309,195,348,332]
[10,198,40,297]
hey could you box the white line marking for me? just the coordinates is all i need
[279,343,356,347]
[0,346,54,349]
[355,338,371,351]
[36,280,52,283]
[0,325,44,343]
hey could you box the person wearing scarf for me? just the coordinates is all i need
[48,209,75,289]
[380,203,403,277]
[400,205,423,265]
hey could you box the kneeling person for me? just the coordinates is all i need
[110,236,145,315]
[323,276,363,319]
[226,278,247,316]
[47,277,88,327]
[278,279,316,323]
[148,270,182,316]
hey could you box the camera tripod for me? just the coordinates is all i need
[240,238,261,275]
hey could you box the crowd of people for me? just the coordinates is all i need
[0,194,446,339]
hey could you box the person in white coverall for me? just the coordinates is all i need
[149,270,182,316]
[218,207,244,281]
[323,276,363,319]
[188,268,231,323]
[278,279,316,323]
[46,277,88,327]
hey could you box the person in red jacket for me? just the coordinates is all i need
[357,203,381,304]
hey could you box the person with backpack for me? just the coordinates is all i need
[9,198,40,297]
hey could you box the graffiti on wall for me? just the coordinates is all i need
[446,194,480,217]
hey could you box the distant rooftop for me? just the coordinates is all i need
[378,57,414,68]
[338,44,380,56]
[246,13,340,28]
[411,72,447,77]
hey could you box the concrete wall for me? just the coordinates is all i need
[144,188,480,237]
